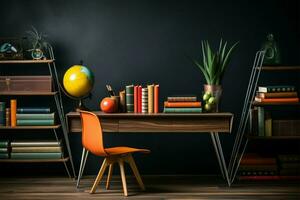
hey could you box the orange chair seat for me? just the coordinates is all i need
[104,146,150,156]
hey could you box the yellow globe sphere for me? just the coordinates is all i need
[63,65,94,98]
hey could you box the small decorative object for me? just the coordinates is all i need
[100,97,118,113]
[0,38,24,60]
[261,33,281,65]
[192,39,238,112]
[63,63,94,111]
[26,26,49,60]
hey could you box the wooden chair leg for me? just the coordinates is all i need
[106,163,114,190]
[127,154,145,191]
[90,158,108,194]
[118,160,128,196]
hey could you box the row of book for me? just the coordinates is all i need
[238,153,300,180]
[251,107,300,137]
[0,140,63,159]
[255,85,299,103]
[163,95,202,113]
[121,84,159,113]
[0,100,54,126]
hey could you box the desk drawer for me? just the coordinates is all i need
[68,118,118,132]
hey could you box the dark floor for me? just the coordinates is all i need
[0,175,299,200]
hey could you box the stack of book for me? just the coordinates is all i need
[0,140,9,159]
[16,107,55,126]
[10,140,63,160]
[163,95,202,113]
[123,84,159,113]
[255,85,299,103]
[239,153,278,180]
[278,154,300,176]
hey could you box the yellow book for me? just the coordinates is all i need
[147,84,154,113]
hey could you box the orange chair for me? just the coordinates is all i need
[78,110,150,196]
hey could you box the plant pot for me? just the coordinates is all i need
[31,49,44,60]
[203,84,222,112]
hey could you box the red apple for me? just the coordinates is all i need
[100,97,116,113]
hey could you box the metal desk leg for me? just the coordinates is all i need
[210,132,231,187]
[76,148,89,188]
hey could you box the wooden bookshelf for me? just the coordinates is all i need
[0,92,57,96]
[252,101,300,106]
[0,59,54,64]
[0,157,69,163]
[0,125,61,130]
[256,66,300,71]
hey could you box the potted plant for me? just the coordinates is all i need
[192,39,238,112]
[26,26,49,59]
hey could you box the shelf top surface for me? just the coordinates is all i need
[257,66,300,71]
[0,59,54,64]
[0,91,57,96]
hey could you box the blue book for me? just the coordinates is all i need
[17,107,50,114]
[17,119,55,126]
[163,107,202,113]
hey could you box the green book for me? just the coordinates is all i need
[125,85,134,113]
[0,140,9,148]
[16,119,54,126]
[258,85,295,93]
[16,113,55,120]
[0,102,5,126]
[163,107,202,113]
[11,140,61,147]
[0,148,8,153]
[0,153,9,159]
[10,152,63,159]
[257,107,265,137]
[11,146,62,153]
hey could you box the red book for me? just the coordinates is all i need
[164,101,201,108]
[134,86,138,113]
[138,85,142,113]
[239,176,300,181]
[254,97,299,103]
[154,84,159,113]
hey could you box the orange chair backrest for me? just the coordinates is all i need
[79,110,107,156]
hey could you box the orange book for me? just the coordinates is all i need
[10,99,17,127]
[164,101,202,108]
[154,85,159,113]
[255,97,299,103]
[134,86,138,113]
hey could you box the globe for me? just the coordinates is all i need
[63,65,94,98]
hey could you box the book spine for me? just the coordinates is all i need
[119,90,126,112]
[134,85,138,113]
[0,140,9,148]
[163,107,202,113]
[141,88,148,113]
[167,97,197,102]
[10,152,62,159]
[11,146,62,153]
[148,84,154,113]
[16,113,55,120]
[16,119,55,126]
[0,102,5,126]
[138,85,142,113]
[154,85,159,113]
[259,86,295,93]
[0,148,8,153]
[125,85,134,113]
[164,101,202,108]
[5,108,10,126]
[265,112,272,137]
[10,99,17,127]
[17,107,50,114]
[257,107,265,137]
[0,154,9,159]
[259,92,298,98]
[11,141,61,147]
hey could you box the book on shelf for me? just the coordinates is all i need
[254,97,299,103]
[278,154,300,163]
[272,119,300,136]
[0,154,9,159]
[125,85,134,113]
[264,112,272,137]
[147,84,154,113]
[5,108,10,126]
[280,163,300,169]
[138,85,142,113]
[240,156,276,166]
[16,113,55,120]
[257,91,298,99]
[10,99,17,127]
[17,107,51,114]
[16,119,55,126]
[141,88,148,113]
[10,152,63,159]
[134,85,138,113]
[11,146,62,153]
[249,107,258,136]
[239,170,277,176]
[0,140,9,148]
[239,165,278,171]
[164,101,201,108]
[163,107,202,113]
[238,175,300,181]
[119,90,126,112]
[11,140,61,147]
[0,102,5,126]
[167,96,197,102]
[0,148,8,153]
[154,85,159,113]
[258,85,296,93]
[257,107,265,136]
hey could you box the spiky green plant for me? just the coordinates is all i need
[193,39,238,85]
[26,26,49,51]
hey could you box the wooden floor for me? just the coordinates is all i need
[0,175,299,199]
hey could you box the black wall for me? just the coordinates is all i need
[0,0,299,175]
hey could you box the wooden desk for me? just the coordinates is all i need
[66,112,234,186]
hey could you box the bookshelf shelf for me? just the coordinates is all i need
[252,101,300,106]
[0,157,69,163]
[0,125,61,130]
[0,92,58,96]
[256,66,300,71]
[247,135,300,140]
[0,59,54,64]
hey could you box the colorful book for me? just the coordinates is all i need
[11,140,61,147]
[163,107,202,113]
[255,97,299,103]
[240,158,276,166]
[257,107,265,137]
[257,92,298,98]
[11,146,62,153]
[119,90,126,112]
[154,84,159,113]
[167,96,197,102]
[239,171,277,176]
[138,85,142,113]
[0,140,9,148]
[147,84,154,113]
[17,107,50,114]
[0,154,9,159]
[0,102,5,126]
[5,108,10,126]
[272,119,300,136]
[0,148,8,153]
[125,85,134,113]
[142,88,148,113]
[258,85,296,93]
[239,165,278,171]
[265,112,272,137]
[16,113,55,120]
[134,85,138,113]
[16,119,54,126]
[164,101,201,108]
[10,152,63,159]
[249,107,258,136]
[239,175,300,181]
[10,99,17,127]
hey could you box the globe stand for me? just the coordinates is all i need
[75,99,89,112]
